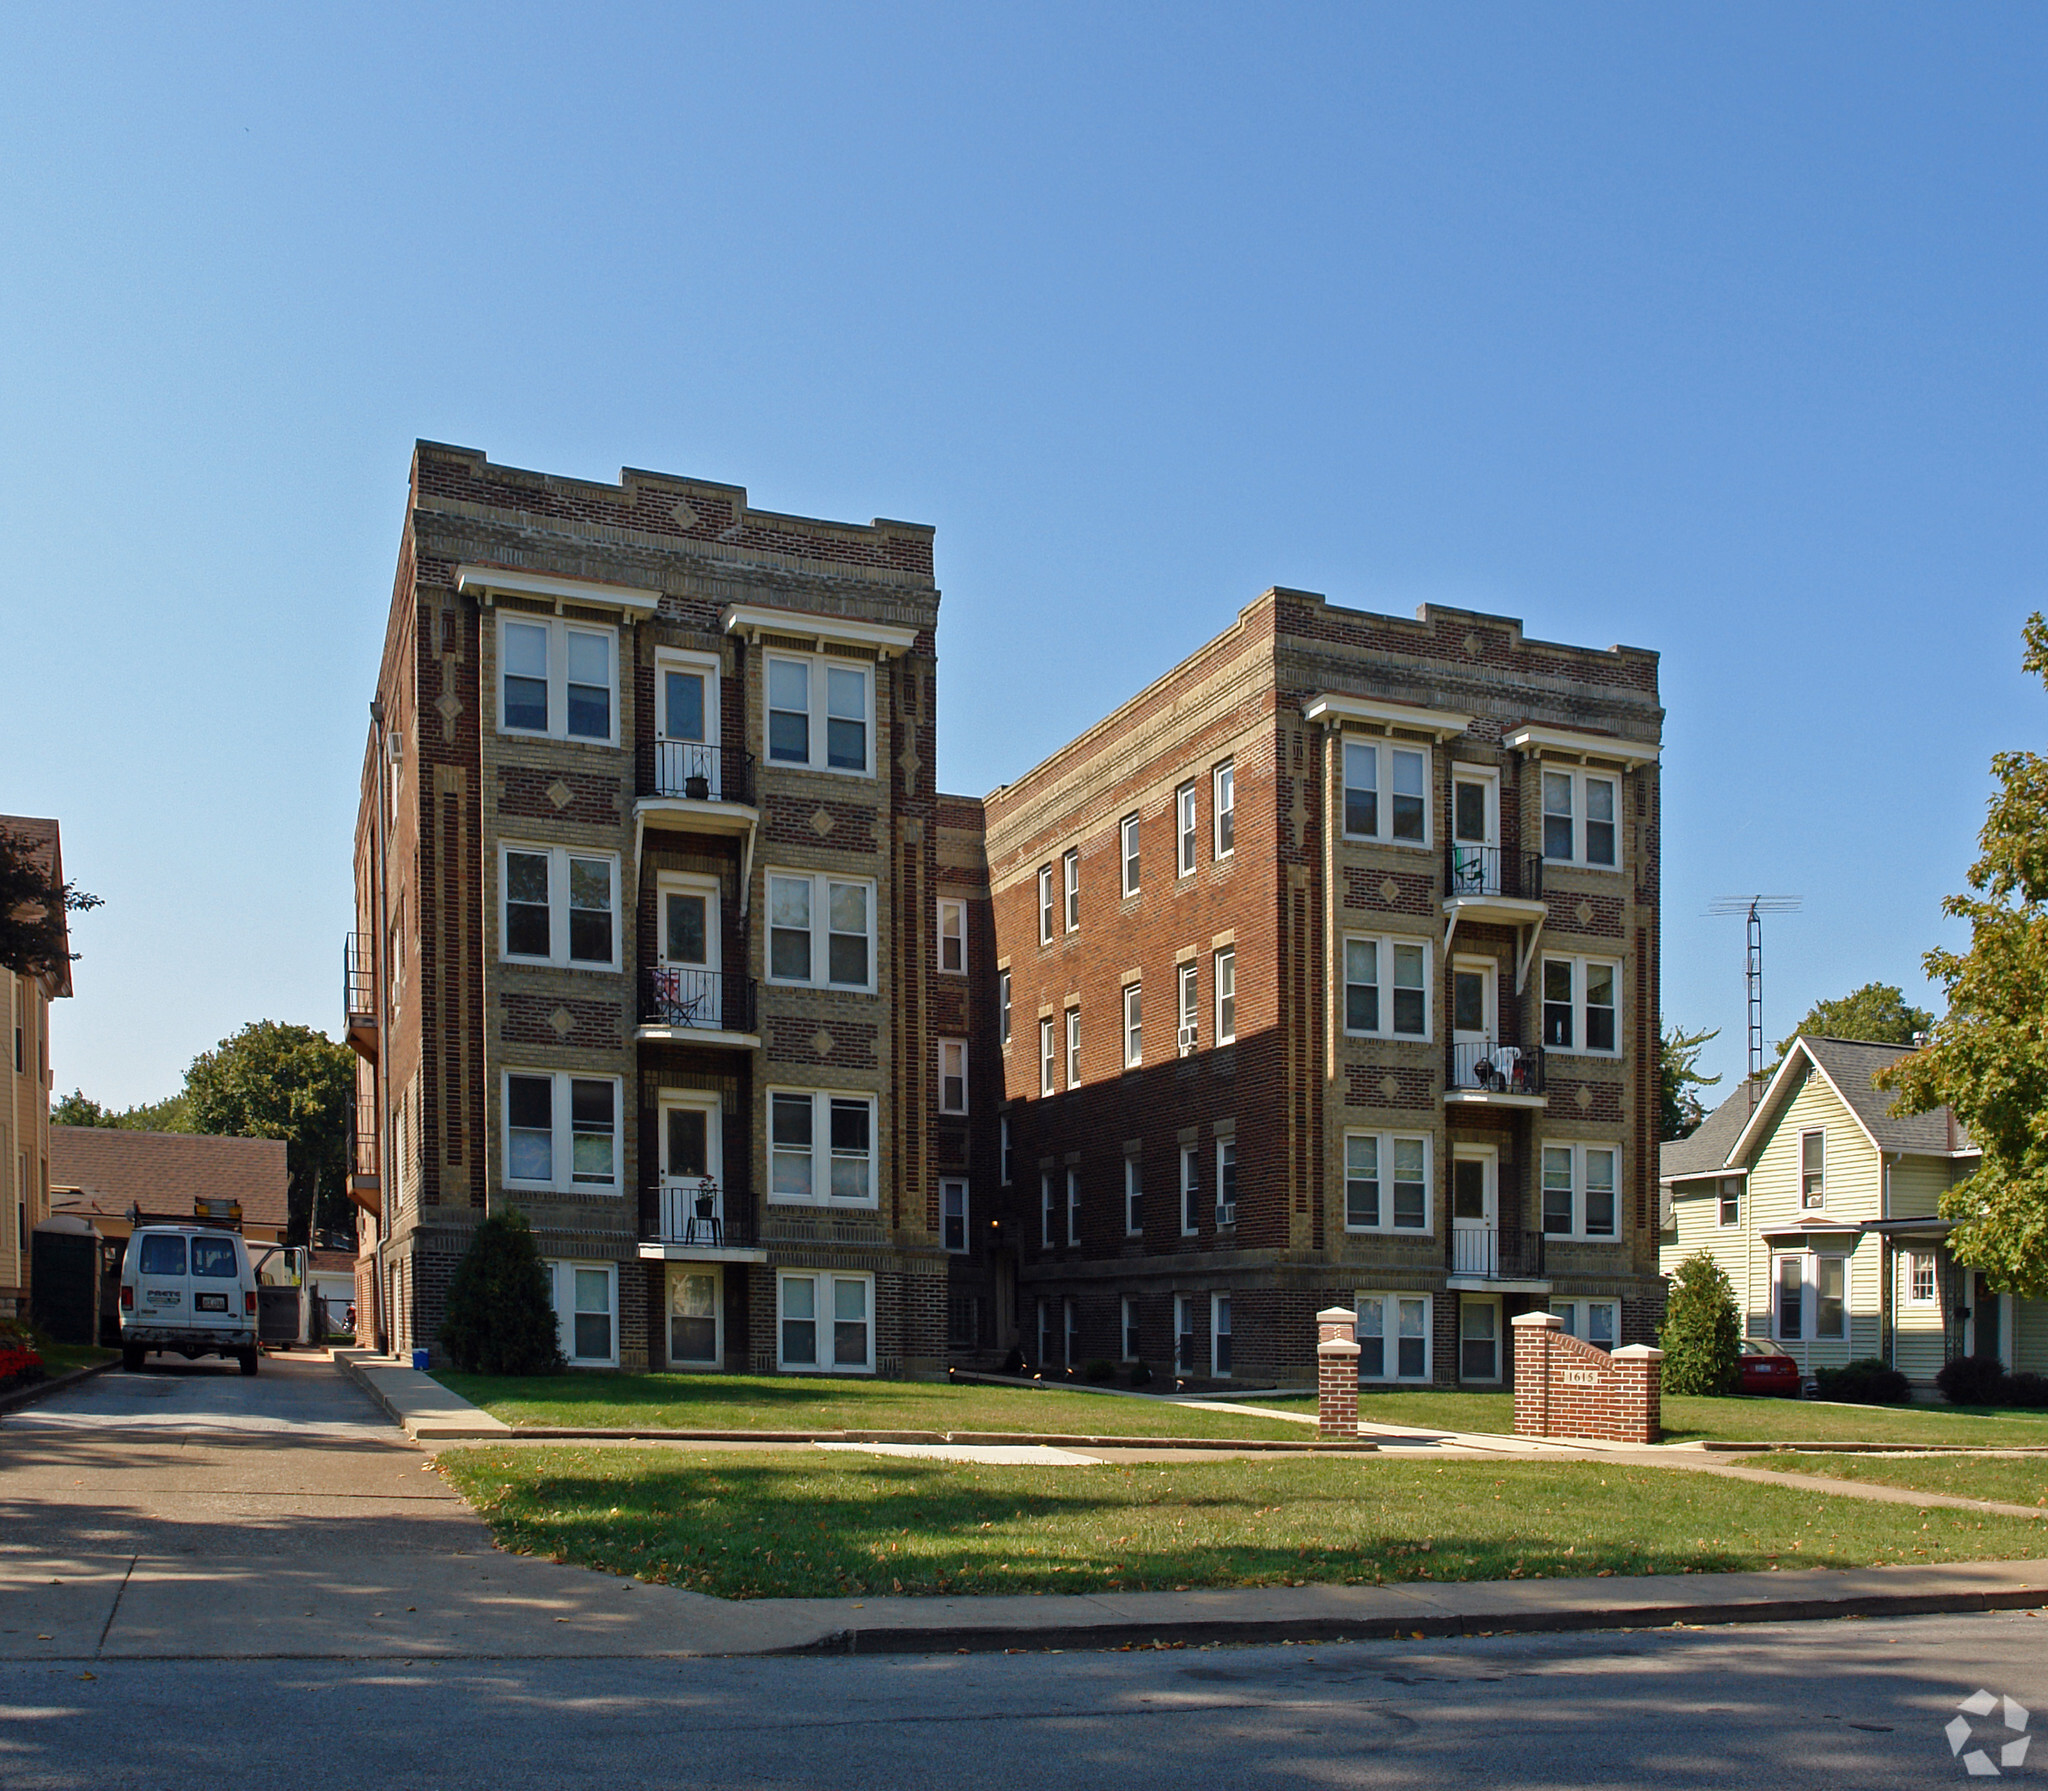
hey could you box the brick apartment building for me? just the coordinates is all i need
[980,591,1665,1389]
[2,816,69,1319]
[347,443,961,1373]
[348,446,1662,1390]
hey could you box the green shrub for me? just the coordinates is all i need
[1125,1361,1154,1388]
[1082,1358,1118,1384]
[1658,1250,1742,1396]
[2003,1371,2048,1410]
[1935,1354,2008,1406]
[438,1211,564,1376]
[1812,1357,1911,1405]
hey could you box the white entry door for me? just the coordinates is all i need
[660,1094,723,1239]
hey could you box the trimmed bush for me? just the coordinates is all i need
[1083,1358,1118,1384]
[2002,1371,2048,1410]
[1934,1354,2008,1406]
[438,1211,565,1377]
[1658,1250,1743,1396]
[1125,1360,1154,1388]
[1811,1357,1911,1405]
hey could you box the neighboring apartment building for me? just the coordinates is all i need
[1,815,69,1319]
[348,443,949,1373]
[1661,1035,2046,1387]
[981,591,1665,1388]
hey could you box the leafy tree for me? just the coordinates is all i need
[51,1088,193,1132]
[439,1212,564,1376]
[1879,614,2048,1299]
[1658,1250,1742,1396]
[0,828,100,979]
[183,1021,355,1245]
[1775,981,1934,1059]
[1660,1022,1721,1140]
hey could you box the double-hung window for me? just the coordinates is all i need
[1067,1169,1081,1246]
[1065,1008,1081,1087]
[499,615,617,744]
[1178,962,1198,1054]
[1718,1177,1742,1227]
[1000,1115,1013,1186]
[999,970,1012,1047]
[1552,1299,1618,1351]
[941,1179,968,1253]
[1175,1295,1196,1372]
[1179,1145,1200,1235]
[1121,1295,1141,1361]
[768,1090,876,1206]
[766,653,871,774]
[1343,935,1429,1038]
[767,872,873,989]
[1356,1292,1431,1382]
[1541,956,1618,1053]
[1909,1251,1937,1303]
[778,1270,873,1371]
[1062,849,1080,932]
[1039,1017,1056,1096]
[501,846,619,969]
[937,898,966,974]
[1343,1132,1430,1232]
[504,1072,620,1193]
[1540,767,1620,867]
[1041,1173,1056,1248]
[1176,783,1197,875]
[1213,761,1234,857]
[1214,947,1236,1043]
[1541,1142,1620,1239]
[938,1039,968,1115]
[1120,813,1141,895]
[1123,984,1143,1068]
[546,1261,618,1366]
[1215,1138,1237,1225]
[1800,1129,1826,1209]
[1124,1154,1143,1235]
[1342,739,1429,844]
[1038,866,1055,944]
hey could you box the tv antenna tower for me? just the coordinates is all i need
[1707,895,1803,1110]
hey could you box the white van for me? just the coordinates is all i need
[119,1226,260,1375]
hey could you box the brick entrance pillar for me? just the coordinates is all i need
[1315,1306,1360,1438]
[1612,1344,1665,1444]
[1511,1311,1559,1440]
[1512,1311,1665,1444]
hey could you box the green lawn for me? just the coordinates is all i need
[438,1447,2048,1601]
[435,1370,1310,1441]
[38,1342,116,1378]
[1261,1388,2048,1447]
[1753,1453,2048,1510]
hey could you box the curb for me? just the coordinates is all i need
[0,1355,119,1419]
[776,1578,2048,1656]
[1699,1440,2048,1456]
[470,1427,1376,1452]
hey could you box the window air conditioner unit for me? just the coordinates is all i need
[1177,1023,1198,1056]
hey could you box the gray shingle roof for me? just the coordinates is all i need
[1800,1036,1972,1155]
[49,1126,291,1233]
[1658,1086,1756,1182]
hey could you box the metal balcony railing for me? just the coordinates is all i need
[350,1117,379,1179]
[642,967,756,1034]
[648,1179,757,1248]
[1449,1227,1545,1280]
[647,741,754,805]
[1446,1039,1545,1095]
[1445,844,1544,903]
[343,933,376,1019]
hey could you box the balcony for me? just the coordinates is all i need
[1445,1040,1547,1108]
[1447,1226,1547,1286]
[648,741,754,806]
[638,1178,766,1263]
[1441,845,1546,954]
[637,967,759,1046]
[342,933,377,1062]
[346,1100,381,1216]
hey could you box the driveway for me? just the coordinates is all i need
[0,1352,806,1660]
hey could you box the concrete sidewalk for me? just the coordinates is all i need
[333,1349,512,1440]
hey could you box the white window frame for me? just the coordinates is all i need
[1121,1294,1140,1362]
[1908,1250,1937,1304]
[1063,848,1080,933]
[1120,813,1141,896]
[1211,1291,1232,1378]
[1539,1140,1622,1240]
[546,1259,619,1367]
[1176,782,1197,876]
[1539,765,1621,869]
[1214,947,1236,1044]
[656,870,721,976]
[1356,1291,1433,1383]
[1179,1144,1200,1236]
[763,650,873,777]
[766,1088,878,1209]
[1177,961,1199,1055]
[1066,1007,1081,1087]
[765,870,877,992]
[1123,983,1143,1068]
[1064,1297,1079,1370]
[1449,765,1499,852]
[776,1269,875,1373]
[1175,1293,1196,1373]
[1041,1172,1056,1248]
[1551,1297,1620,1351]
[1458,1295,1502,1383]
[938,1038,969,1115]
[937,898,967,975]
[1037,1299,1052,1366]
[1040,1017,1056,1096]
[1038,865,1055,945]
[1124,1152,1143,1235]
[497,613,619,747]
[665,1263,724,1371]
[1540,954,1621,1057]
[1000,1115,1012,1187]
[503,1072,621,1195]
[1342,1131,1433,1234]
[1717,1177,1741,1227]
[1342,933,1431,1040]
[654,646,719,746]
[1066,1168,1081,1246]
[1212,761,1235,859]
[1340,737,1432,848]
[1800,1129,1826,1210]
[1215,1137,1237,1226]
[500,844,621,971]
[999,970,1012,1048]
[941,1177,969,1254]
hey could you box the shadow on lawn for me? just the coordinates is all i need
[439,1370,978,1415]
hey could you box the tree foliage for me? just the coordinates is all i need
[51,1088,193,1132]
[1659,1022,1721,1140]
[439,1212,564,1376]
[183,1021,355,1245]
[1658,1250,1742,1397]
[1878,613,2048,1299]
[0,829,100,979]
[1775,982,1935,1060]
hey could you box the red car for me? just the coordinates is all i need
[1738,1338,1803,1397]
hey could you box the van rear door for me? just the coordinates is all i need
[189,1234,245,1328]
[132,1232,189,1324]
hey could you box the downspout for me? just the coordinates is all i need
[369,694,392,1357]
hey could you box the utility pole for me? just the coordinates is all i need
[1708,896,1802,1110]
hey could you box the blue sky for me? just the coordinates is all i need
[2,4,2043,1107]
